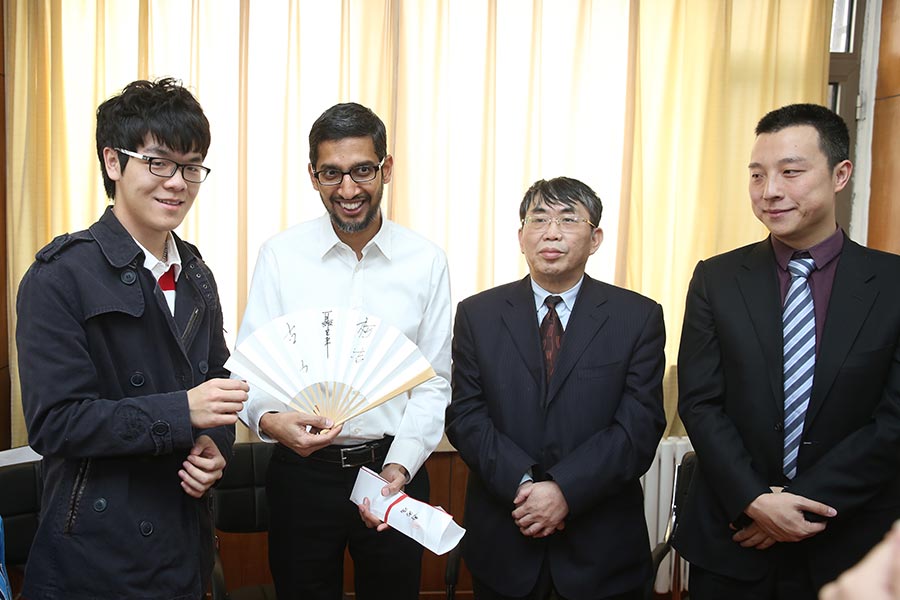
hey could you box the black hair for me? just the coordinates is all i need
[95,78,211,199]
[519,177,603,226]
[755,103,849,169]
[308,102,387,168]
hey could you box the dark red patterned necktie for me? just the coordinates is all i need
[540,295,564,380]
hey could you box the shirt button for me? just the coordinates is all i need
[151,421,170,436]
[139,520,154,536]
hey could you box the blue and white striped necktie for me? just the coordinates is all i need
[782,254,816,479]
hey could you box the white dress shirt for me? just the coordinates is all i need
[237,214,452,478]
[133,234,181,315]
[530,277,583,329]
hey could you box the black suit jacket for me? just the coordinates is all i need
[446,275,666,599]
[674,235,900,587]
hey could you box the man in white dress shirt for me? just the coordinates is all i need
[237,102,452,600]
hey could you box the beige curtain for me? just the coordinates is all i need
[4,0,632,446]
[4,0,831,447]
[620,0,832,435]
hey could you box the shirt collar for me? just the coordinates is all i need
[133,233,182,282]
[771,226,844,272]
[530,276,584,313]
[315,213,391,260]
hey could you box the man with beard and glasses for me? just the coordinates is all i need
[236,102,451,599]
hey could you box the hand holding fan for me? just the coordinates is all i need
[226,308,436,426]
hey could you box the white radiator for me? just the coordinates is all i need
[641,435,693,594]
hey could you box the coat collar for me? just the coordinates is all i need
[88,206,208,349]
[546,274,609,404]
[805,235,877,427]
[499,274,611,406]
[500,276,545,390]
[89,207,145,268]
[90,206,196,269]
[736,233,878,428]
[735,238,784,413]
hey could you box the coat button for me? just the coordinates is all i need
[774,421,784,432]
[139,520,154,536]
[198,360,209,374]
[120,270,137,285]
[93,498,108,512]
[130,372,145,387]
[151,421,170,436]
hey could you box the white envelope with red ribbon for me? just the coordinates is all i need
[349,466,465,555]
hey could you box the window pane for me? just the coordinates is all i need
[831,0,854,52]
[828,83,841,112]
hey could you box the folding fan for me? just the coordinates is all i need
[226,308,436,426]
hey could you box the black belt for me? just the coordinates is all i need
[276,437,393,468]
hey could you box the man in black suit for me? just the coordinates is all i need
[675,104,900,599]
[446,177,667,600]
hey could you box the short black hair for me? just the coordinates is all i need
[308,102,387,168]
[755,103,849,169]
[95,78,211,199]
[519,177,603,226]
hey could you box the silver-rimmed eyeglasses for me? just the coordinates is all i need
[312,159,385,186]
[522,216,596,232]
[115,148,211,183]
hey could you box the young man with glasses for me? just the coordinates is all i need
[16,78,249,600]
[237,102,452,599]
[445,177,667,600]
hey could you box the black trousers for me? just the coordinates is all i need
[266,445,429,600]
[472,557,643,600]
[690,546,817,600]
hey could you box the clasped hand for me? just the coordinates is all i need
[732,487,836,550]
[511,481,569,538]
[179,434,226,498]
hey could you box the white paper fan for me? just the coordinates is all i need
[226,308,436,426]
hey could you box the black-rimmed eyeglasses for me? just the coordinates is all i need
[312,159,385,186]
[115,148,211,183]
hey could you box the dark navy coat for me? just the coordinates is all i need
[675,236,900,588]
[16,207,233,600]
[446,275,666,599]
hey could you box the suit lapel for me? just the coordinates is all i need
[546,276,609,405]
[735,239,784,414]
[805,238,878,427]
[500,277,544,389]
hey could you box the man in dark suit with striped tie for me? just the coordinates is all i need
[675,104,900,599]
[446,177,667,600]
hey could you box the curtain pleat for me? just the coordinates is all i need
[4,0,830,446]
